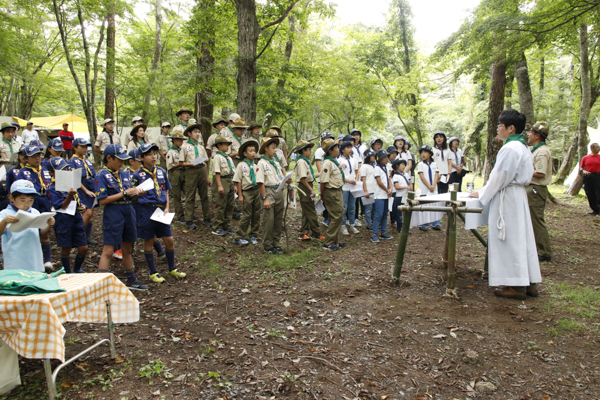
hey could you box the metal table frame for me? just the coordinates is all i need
[43,300,117,400]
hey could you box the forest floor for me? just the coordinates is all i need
[3,183,600,400]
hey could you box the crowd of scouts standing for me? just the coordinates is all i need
[0,107,555,297]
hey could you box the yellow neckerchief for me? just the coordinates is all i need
[2,138,13,154]
[102,166,125,195]
[25,163,47,193]
[140,164,161,196]
[73,154,92,178]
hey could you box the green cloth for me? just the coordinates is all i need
[217,151,234,175]
[186,139,199,158]
[505,134,526,146]
[531,141,546,153]
[0,268,65,296]
[325,155,345,182]
[2,138,13,154]
[264,156,281,177]
[243,158,257,186]
[298,155,316,181]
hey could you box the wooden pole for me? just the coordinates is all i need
[447,189,457,289]
[393,191,414,284]
[443,210,450,268]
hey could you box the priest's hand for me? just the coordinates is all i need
[469,191,479,198]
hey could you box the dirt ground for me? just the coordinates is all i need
[3,191,600,400]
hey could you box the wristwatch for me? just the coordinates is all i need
[262,196,267,200]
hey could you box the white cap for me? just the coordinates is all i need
[228,113,241,122]
[103,118,115,125]
[132,116,143,123]
[161,122,171,128]
[189,118,197,125]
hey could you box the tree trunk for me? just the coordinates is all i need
[539,56,545,91]
[555,135,578,184]
[104,4,116,120]
[194,0,216,144]
[515,53,534,125]
[277,15,295,90]
[142,0,162,122]
[578,23,591,161]
[484,57,506,183]
[235,0,260,122]
[505,71,514,109]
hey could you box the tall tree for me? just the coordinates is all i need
[104,1,116,120]
[515,53,534,125]
[484,55,506,182]
[142,0,163,122]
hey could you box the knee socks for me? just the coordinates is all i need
[144,251,157,274]
[125,269,136,283]
[166,250,175,271]
[74,254,86,272]
[86,223,92,236]
[60,255,71,273]
[154,241,164,254]
[41,241,52,263]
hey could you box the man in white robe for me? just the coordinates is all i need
[471,110,542,300]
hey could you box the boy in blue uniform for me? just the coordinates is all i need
[42,138,64,169]
[47,157,88,273]
[17,144,54,271]
[131,143,185,283]
[95,144,148,290]
[6,145,27,193]
[70,138,99,245]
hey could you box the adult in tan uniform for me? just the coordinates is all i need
[206,118,228,157]
[94,119,120,154]
[172,107,193,138]
[157,122,171,170]
[228,118,248,164]
[319,138,345,251]
[211,135,236,235]
[244,121,263,142]
[526,122,553,262]
[179,122,212,230]
[269,125,289,160]
[220,113,241,142]
[233,140,261,246]
[166,129,186,222]
[0,123,20,165]
[293,140,322,240]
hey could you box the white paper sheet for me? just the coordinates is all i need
[388,197,395,211]
[8,210,56,233]
[150,208,175,225]
[440,175,449,184]
[276,171,294,193]
[0,165,6,182]
[136,178,155,193]
[55,169,82,192]
[191,156,207,166]
[315,200,325,215]
[55,200,77,216]
[361,196,375,205]
[349,183,365,198]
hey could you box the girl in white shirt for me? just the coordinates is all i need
[432,132,452,194]
[338,141,360,234]
[417,145,441,230]
[448,137,465,192]
[372,149,393,242]
[391,159,412,232]
[360,150,376,230]
[402,140,415,183]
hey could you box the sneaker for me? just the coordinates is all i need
[226,228,236,234]
[212,229,227,236]
[300,234,311,241]
[337,243,346,248]
[418,226,429,231]
[126,279,149,291]
[250,237,259,245]
[312,235,325,240]
[371,234,380,243]
[265,248,278,255]
[203,219,213,227]
[340,226,349,235]
[73,269,85,273]
[322,244,339,251]
[168,269,187,279]
[233,213,242,220]
[44,262,55,273]
[354,220,362,227]
[232,238,249,245]
[366,225,372,231]
[112,250,123,260]
[432,225,442,231]
[186,221,198,230]
[149,273,165,283]
[538,255,552,262]
[274,246,284,254]
[379,233,393,240]
[157,252,166,261]
[348,225,359,234]
[86,235,99,245]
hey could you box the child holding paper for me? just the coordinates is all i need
[131,143,185,283]
[47,157,88,273]
[360,149,376,231]
[70,138,98,245]
[180,123,211,230]
[337,140,359,235]
[0,180,54,272]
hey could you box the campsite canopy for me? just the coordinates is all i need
[13,114,101,135]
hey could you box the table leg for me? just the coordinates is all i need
[44,359,57,400]
[393,192,414,284]
[106,300,117,358]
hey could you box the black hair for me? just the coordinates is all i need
[11,192,36,199]
[498,110,527,134]
[326,144,338,155]
[433,132,447,150]
[242,143,258,155]
[365,153,375,164]
[339,141,353,152]
[102,155,111,164]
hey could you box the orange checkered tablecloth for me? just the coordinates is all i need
[0,273,139,362]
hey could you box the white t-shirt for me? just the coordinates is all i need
[373,164,391,199]
[432,147,451,175]
[400,150,414,181]
[352,144,365,164]
[449,148,464,172]
[417,160,439,195]
[393,173,411,201]
[22,129,39,145]
[338,155,359,191]
[360,164,376,194]
[314,147,325,162]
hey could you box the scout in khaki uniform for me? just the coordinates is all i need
[0,123,20,164]
[166,129,186,222]
[256,136,288,254]
[172,107,193,136]
[211,135,236,236]
[526,122,553,263]
[270,125,289,160]
[157,122,171,170]
[293,140,323,241]
[179,123,212,230]
[244,121,263,142]
[319,138,346,251]
[206,118,228,157]
[94,118,120,154]
[264,129,288,172]
[229,118,248,164]
[233,140,261,246]
[220,113,241,143]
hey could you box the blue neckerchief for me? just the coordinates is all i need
[344,155,352,174]
[424,160,433,184]
[451,149,459,165]
[435,146,445,161]
[401,172,410,186]
[377,163,389,188]
[9,204,31,213]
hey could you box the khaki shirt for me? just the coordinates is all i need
[275,150,288,168]
[127,140,142,153]
[244,133,262,142]
[295,157,314,183]
[230,134,244,159]
[212,152,234,177]
[233,160,258,190]
[179,140,208,164]
[0,140,20,163]
[278,138,288,155]
[219,126,235,155]
[95,131,121,151]
[175,123,204,145]
[156,134,169,155]
[320,158,344,189]
[256,157,283,187]
[166,147,181,171]
[206,133,219,157]
[531,144,552,186]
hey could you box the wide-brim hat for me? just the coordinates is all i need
[0,122,15,132]
[248,121,262,130]
[293,140,314,154]
[350,128,362,136]
[212,118,228,128]
[433,131,447,141]
[343,134,355,143]
[419,145,434,155]
[259,136,280,155]
[448,137,460,147]
[370,138,383,148]
[339,141,353,151]
[233,118,249,129]
[130,125,147,137]
[265,129,281,139]
[532,121,549,138]
[176,107,192,117]
[168,130,186,140]
[214,135,232,146]
[391,158,406,168]
[386,145,398,155]
[269,125,282,134]
[239,139,260,156]
[375,149,389,162]
[183,123,202,137]
[321,138,339,153]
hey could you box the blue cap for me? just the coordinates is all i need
[46,157,69,172]
[11,122,21,130]
[138,143,159,155]
[18,145,26,154]
[128,148,141,161]
[103,144,131,160]
[23,145,43,157]
[48,138,64,151]
[10,179,39,195]
[29,139,46,149]
[73,138,90,147]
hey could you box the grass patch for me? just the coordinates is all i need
[192,247,222,278]
[549,319,585,336]
[545,281,600,335]
[240,246,318,272]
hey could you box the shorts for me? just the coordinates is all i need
[54,212,87,248]
[102,203,137,245]
[34,195,52,213]
[134,203,172,240]
[78,179,99,209]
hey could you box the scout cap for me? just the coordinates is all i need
[248,121,262,130]
[233,118,249,129]
[132,116,143,124]
[239,139,259,156]
[214,135,232,146]
[321,138,339,153]
[62,123,68,126]
[391,158,406,169]
[343,134,355,143]
[183,123,202,137]
[11,179,38,195]
[48,138,64,151]
[448,137,460,147]
[73,138,90,147]
[103,118,114,126]
[339,140,353,151]
[419,144,434,155]
[29,140,46,150]
[386,145,398,155]
[270,125,282,134]
[139,142,159,155]
[161,122,171,128]
[228,113,241,122]
[212,118,228,128]
[104,144,131,160]
[47,157,69,172]
[0,122,15,132]
[128,148,141,161]
[532,121,549,138]
[18,145,26,154]
[27,121,33,126]
[11,122,21,130]
[189,118,197,125]
[176,107,192,117]
[130,124,147,137]
[293,140,314,154]
[259,136,279,155]
[370,138,383,148]
[350,128,362,136]
[320,132,334,142]
[23,145,43,156]
[375,149,389,162]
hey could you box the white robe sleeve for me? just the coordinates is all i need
[478,143,522,206]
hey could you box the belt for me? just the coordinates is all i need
[112,200,131,205]
[325,186,342,191]
[243,186,259,191]
[140,203,165,208]
[221,175,233,179]
[266,185,279,189]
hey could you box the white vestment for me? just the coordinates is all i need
[478,140,542,287]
